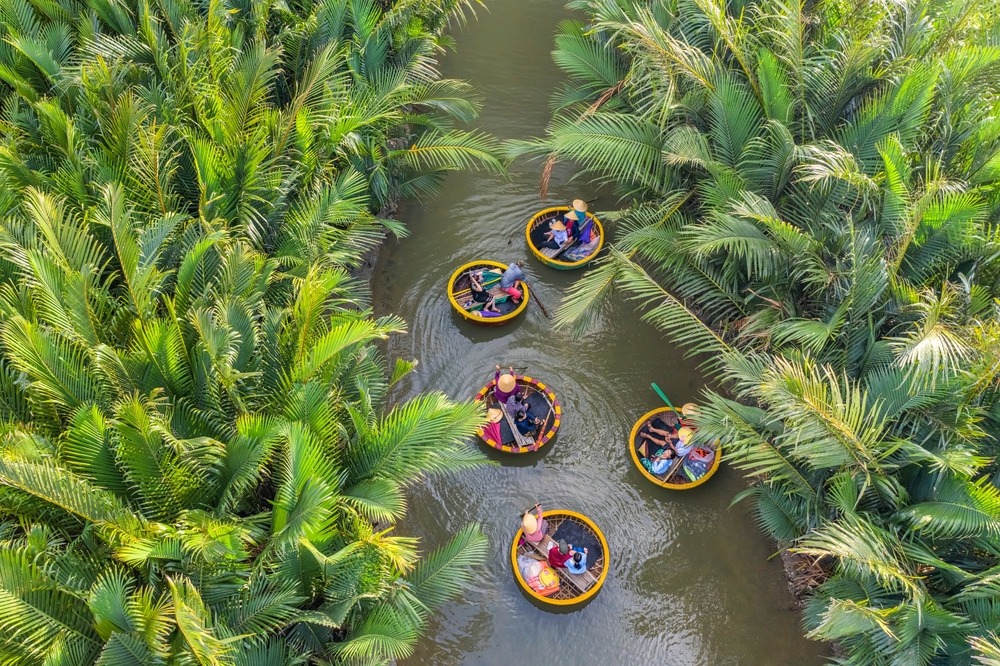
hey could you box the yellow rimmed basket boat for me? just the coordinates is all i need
[628,407,722,490]
[474,375,560,453]
[525,207,605,270]
[510,510,609,607]
[448,260,529,325]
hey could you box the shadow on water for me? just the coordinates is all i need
[449,308,528,341]
[371,0,829,664]
[476,439,555,468]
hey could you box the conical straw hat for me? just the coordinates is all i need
[678,426,694,442]
[550,220,566,231]
[681,403,699,417]
[498,374,516,393]
[486,408,504,423]
[572,199,588,213]
[522,512,538,534]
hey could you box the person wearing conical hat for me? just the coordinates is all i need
[521,502,547,544]
[571,198,599,246]
[564,199,588,235]
[479,407,505,449]
[494,364,518,403]
[680,402,699,428]
[538,217,569,251]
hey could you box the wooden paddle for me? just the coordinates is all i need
[529,286,552,319]
[651,382,678,412]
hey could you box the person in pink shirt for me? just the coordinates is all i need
[479,408,504,449]
[521,503,547,544]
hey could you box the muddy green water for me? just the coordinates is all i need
[372,1,827,664]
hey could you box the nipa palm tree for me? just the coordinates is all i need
[0,0,502,663]
[516,1,1000,663]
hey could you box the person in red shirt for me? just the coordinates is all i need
[548,539,575,568]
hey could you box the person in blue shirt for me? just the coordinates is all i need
[565,547,589,575]
[515,409,542,437]
[499,260,525,303]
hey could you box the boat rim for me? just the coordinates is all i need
[525,206,605,269]
[447,260,530,324]
[509,509,610,606]
[628,406,722,490]
[474,375,560,454]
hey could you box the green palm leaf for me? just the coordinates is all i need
[404,523,487,612]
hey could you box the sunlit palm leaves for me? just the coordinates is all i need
[531,0,1000,661]
[0,0,495,663]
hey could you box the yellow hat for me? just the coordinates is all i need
[550,220,566,231]
[678,426,694,442]
[497,373,516,393]
[486,408,504,423]
[681,403,699,417]
[572,199,588,213]
[522,512,538,534]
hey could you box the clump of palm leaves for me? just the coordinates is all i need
[519,0,1000,662]
[0,0,500,663]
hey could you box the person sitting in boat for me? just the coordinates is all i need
[565,547,589,575]
[680,402,699,428]
[548,539,575,569]
[638,420,679,475]
[515,409,542,437]
[469,271,500,313]
[505,388,529,414]
[641,446,676,476]
[538,219,569,250]
[564,199,588,233]
[479,407,505,450]
[494,365,518,403]
[570,198,599,242]
[562,212,578,238]
[499,260,526,303]
[521,503,547,544]
[639,419,679,455]
[675,426,696,457]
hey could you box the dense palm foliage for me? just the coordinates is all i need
[518,0,1000,663]
[0,0,499,663]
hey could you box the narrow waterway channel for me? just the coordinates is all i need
[372,1,827,663]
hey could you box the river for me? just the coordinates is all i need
[371,1,827,663]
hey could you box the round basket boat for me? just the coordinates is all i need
[525,206,605,270]
[474,374,560,453]
[628,407,721,490]
[510,510,609,607]
[448,261,529,325]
